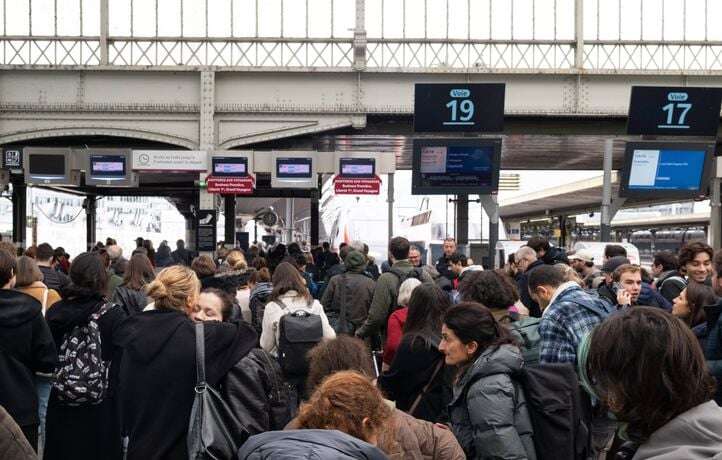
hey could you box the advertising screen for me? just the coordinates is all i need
[340,158,375,177]
[620,142,713,198]
[28,154,66,178]
[90,155,126,179]
[212,157,248,177]
[412,139,501,195]
[276,157,313,178]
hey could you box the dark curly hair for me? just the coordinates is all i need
[678,242,714,269]
[458,270,519,310]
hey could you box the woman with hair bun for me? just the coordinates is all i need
[116,265,292,460]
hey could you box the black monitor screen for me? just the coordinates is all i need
[213,157,248,177]
[276,157,313,179]
[340,158,375,177]
[28,154,66,178]
[620,142,713,198]
[90,155,126,179]
[412,139,501,195]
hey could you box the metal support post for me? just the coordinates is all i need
[456,195,469,247]
[387,172,395,240]
[601,139,614,241]
[574,0,584,70]
[199,71,216,151]
[285,198,293,244]
[710,173,722,249]
[559,215,567,249]
[353,0,367,70]
[311,190,320,247]
[224,195,235,246]
[11,179,26,249]
[480,195,499,269]
[85,195,97,252]
[100,0,109,65]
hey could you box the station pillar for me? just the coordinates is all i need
[387,173,395,240]
[711,174,722,249]
[558,215,568,248]
[310,188,320,247]
[224,195,235,246]
[600,139,614,241]
[11,178,26,249]
[455,195,469,246]
[85,195,97,252]
[481,195,499,269]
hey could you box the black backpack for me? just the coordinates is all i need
[514,363,592,460]
[508,317,541,366]
[276,298,323,378]
[389,267,424,308]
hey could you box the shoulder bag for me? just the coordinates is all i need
[188,322,249,459]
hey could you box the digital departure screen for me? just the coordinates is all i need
[28,154,66,178]
[90,155,126,179]
[340,158,375,177]
[621,142,712,198]
[212,157,248,177]
[276,158,313,179]
[412,139,501,195]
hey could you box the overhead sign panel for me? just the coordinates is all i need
[411,138,502,195]
[132,150,207,172]
[627,86,722,137]
[414,83,505,132]
[620,141,714,199]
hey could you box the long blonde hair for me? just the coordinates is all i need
[146,265,200,312]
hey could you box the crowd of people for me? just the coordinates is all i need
[0,233,721,459]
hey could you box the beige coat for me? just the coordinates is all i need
[17,281,61,313]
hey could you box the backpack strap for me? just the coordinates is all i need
[408,357,444,416]
[339,273,349,327]
[275,298,289,311]
[194,322,206,388]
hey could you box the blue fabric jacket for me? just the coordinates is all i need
[539,284,614,365]
[704,300,722,405]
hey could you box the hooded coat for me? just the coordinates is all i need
[448,344,536,460]
[632,400,722,460]
[114,309,261,460]
[237,429,388,460]
[44,293,127,460]
[0,290,57,428]
[321,251,376,333]
[111,285,148,315]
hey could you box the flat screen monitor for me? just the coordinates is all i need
[212,157,248,177]
[90,154,126,179]
[412,138,502,195]
[620,142,713,199]
[28,154,66,179]
[340,158,375,178]
[276,157,313,179]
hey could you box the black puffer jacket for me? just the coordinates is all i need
[115,311,289,460]
[112,285,148,315]
[0,290,57,426]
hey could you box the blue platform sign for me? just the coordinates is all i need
[414,83,505,132]
[627,86,722,137]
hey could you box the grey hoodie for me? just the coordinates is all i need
[448,344,537,460]
[633,400,722,460]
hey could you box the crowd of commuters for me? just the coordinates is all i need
[0,233,721,460]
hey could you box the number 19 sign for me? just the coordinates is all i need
[627,86,722,137]
[414,83,505,133]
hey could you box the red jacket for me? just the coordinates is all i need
[383,307,408,365]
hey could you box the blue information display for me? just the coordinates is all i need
[90,155,126,179]
[412,138,501,195]
[414,84,505,133]
[620,142,713,198]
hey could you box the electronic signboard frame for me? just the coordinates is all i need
[270,151,318,189]
[411,138,502,195]
[23,147,76,186]
[212,156,249,177]
[83,149,137,187]
[619,141,714,200]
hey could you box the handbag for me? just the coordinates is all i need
[187,322,249,460]
[408,357,444,416]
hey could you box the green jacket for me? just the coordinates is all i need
[355,259,432,340]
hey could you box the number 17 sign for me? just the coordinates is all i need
[627,86,722,137]
[414,83,505,133]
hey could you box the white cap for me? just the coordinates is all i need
[568,249,594,263]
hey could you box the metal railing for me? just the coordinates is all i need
[2,0,722,73]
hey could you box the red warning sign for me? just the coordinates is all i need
[333,176,382,195]
[207,176,254,195]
